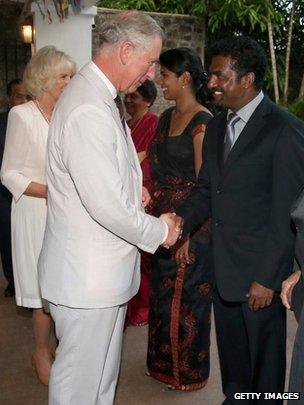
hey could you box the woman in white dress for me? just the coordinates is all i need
[1,46,76,385]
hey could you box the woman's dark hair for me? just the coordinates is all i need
[137,80,157,106]
[7,78,22,95]
[159,47,215,112]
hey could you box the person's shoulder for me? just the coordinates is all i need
[205,109,226,128]
[145,111,159,124]
[9,101,35,118]
[263,96,303,128]
[194,109,214,125]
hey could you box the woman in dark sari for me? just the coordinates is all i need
[146,47,214,390]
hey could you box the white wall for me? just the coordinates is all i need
[32,3,97,70]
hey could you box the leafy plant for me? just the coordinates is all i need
[288,98,304,120]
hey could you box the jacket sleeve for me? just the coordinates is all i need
[255,118,304,289]
[1,108,32,201]
[60,105,167,253]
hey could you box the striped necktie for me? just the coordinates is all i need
[223,112,241,162]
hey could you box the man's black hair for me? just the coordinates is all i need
[209,36,267,90]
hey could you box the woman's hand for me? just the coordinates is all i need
[138,151,146,164]
[173,235,191,268]
[24,182,48,199]
[281,270,301,310]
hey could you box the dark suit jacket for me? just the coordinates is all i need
[177,95,304,302]
[0,111,12,217]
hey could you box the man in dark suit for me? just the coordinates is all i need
[175,36,304,403]
[0,79,27,296]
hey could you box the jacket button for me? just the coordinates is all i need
[215,220,222,227]
[216,187,222,194]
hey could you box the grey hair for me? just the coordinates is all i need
[23,46,76,98]
[98,11,164,51]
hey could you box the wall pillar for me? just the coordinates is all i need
[32,2,97,70]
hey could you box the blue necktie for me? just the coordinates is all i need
[223,112,241,162]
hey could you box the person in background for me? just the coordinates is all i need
[0,78,28,297]
[281,190,304,404]
[125,80,158,326]
[146,47,214,391]
[1,47,75,385]
[125,79,158,191]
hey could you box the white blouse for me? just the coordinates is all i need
[1,101,48,200]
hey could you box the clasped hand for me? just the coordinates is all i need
[280,270,301,310]
[246,281,274,311]
[159,212,183,248]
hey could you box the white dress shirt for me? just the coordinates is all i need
[228,91,264,148]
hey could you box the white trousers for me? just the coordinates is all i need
[49,303,127,405]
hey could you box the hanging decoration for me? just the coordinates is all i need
[20,0,86,23]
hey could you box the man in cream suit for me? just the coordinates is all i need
[38,11,180,405]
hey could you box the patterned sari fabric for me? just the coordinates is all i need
[126,111,158,326]
[146,108,214,390]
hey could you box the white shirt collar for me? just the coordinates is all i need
[228,91,264,123]
[89,61,117,99]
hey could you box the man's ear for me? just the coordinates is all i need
[241,72,255,89]
[119,41,134,65]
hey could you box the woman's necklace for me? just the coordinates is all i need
[34,100,51,124]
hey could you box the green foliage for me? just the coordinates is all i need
[97,0,304,103]
[264,53,285,93]
[288,98,304,120]
[98,0,156,11]
[205,0,273,34]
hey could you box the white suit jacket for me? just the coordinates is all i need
[38,63,166,308]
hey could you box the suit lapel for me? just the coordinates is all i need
[108,99,140,174]
[222,96,272,174]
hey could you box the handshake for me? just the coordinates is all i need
[160,212,184,249]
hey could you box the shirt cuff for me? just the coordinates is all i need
[160,221,169,244]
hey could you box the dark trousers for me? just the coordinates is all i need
[213,289,286,405]
[0,216,14,286]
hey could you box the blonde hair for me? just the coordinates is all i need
[23,46,76,98]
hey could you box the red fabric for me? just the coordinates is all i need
[126,110,158,326]
[128,111,158,192]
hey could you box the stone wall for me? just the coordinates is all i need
[93,8,205,115]
[0,1,31,110]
